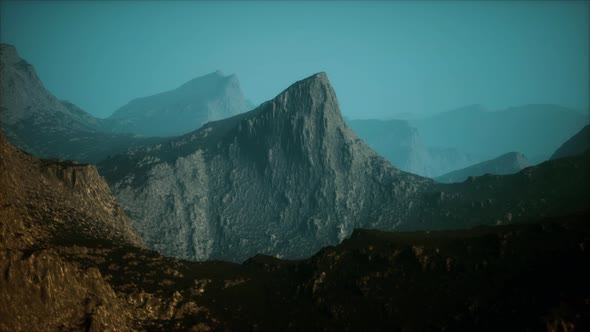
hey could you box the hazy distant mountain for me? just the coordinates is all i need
[0,44,102,135]
[410,104,588,163]
[347,118,481,177]
[99,73,590,262]
[435,152,529,183]
[0,44,164,163]
[106,71,253,137]
[551,125,590,160]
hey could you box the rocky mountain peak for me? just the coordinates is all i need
[0,43,20,65]
[223,72,358,170]
[100,72,423,262]
[251,72,344,135]
[270,72,334,114]
[107,71,251,137]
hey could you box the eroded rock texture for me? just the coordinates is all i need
[100,73,590,262]
[101,73,429,261]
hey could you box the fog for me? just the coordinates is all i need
[1,1,588,119]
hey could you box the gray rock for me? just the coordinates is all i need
[100,73,590,263]
[100,73,430,262]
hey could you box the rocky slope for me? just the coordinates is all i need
[0,43,165,163]
[106,71,253,137]
[347,118,481,177]
[2,184,589,331]
[435,152,529,183]
[410,104,588,163]
[99,73,590,263]
[551,125,590,160]
[0,130,143,250]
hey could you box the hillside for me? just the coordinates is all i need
[435,152,529,183]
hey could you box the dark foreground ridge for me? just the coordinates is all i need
[1,131,589,331]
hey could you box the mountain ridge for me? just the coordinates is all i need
[0,43,166,163]
[435,152,529,183]
[551,124,590,160]
[99,72,590,263]
[99,72,430,262]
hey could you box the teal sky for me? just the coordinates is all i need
[1,1,588,119]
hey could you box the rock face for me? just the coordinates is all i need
[435,152,529,183]
[106,71,253,137]
[0,130,143,250]
[410,104,588,164]
[99,73,430,262]
[347,118,481,177]
[100,73,590,263]
[0,43,165,163]
[551,125,590,160]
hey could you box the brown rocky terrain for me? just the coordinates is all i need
[0,131,142,250]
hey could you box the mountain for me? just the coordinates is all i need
[410,104,588,163]
[106,71,253,137]
[0,43,164,163]
[347,118,481,177]
[0,130,143,251]
[2,132,588,330]
[99,73,431,262]
[2,137,589,331]
[551,125,590,160]
[435,152,529,183]
[99,72,590,263]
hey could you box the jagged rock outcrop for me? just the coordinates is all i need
[347,118,481,177]
[435,152,529,183]
[106,71,253,137]
[410,104,588,164]
[551,125,590,160]
[0,130,143,250]
[0,43,165,163]
[100,73,431,262]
